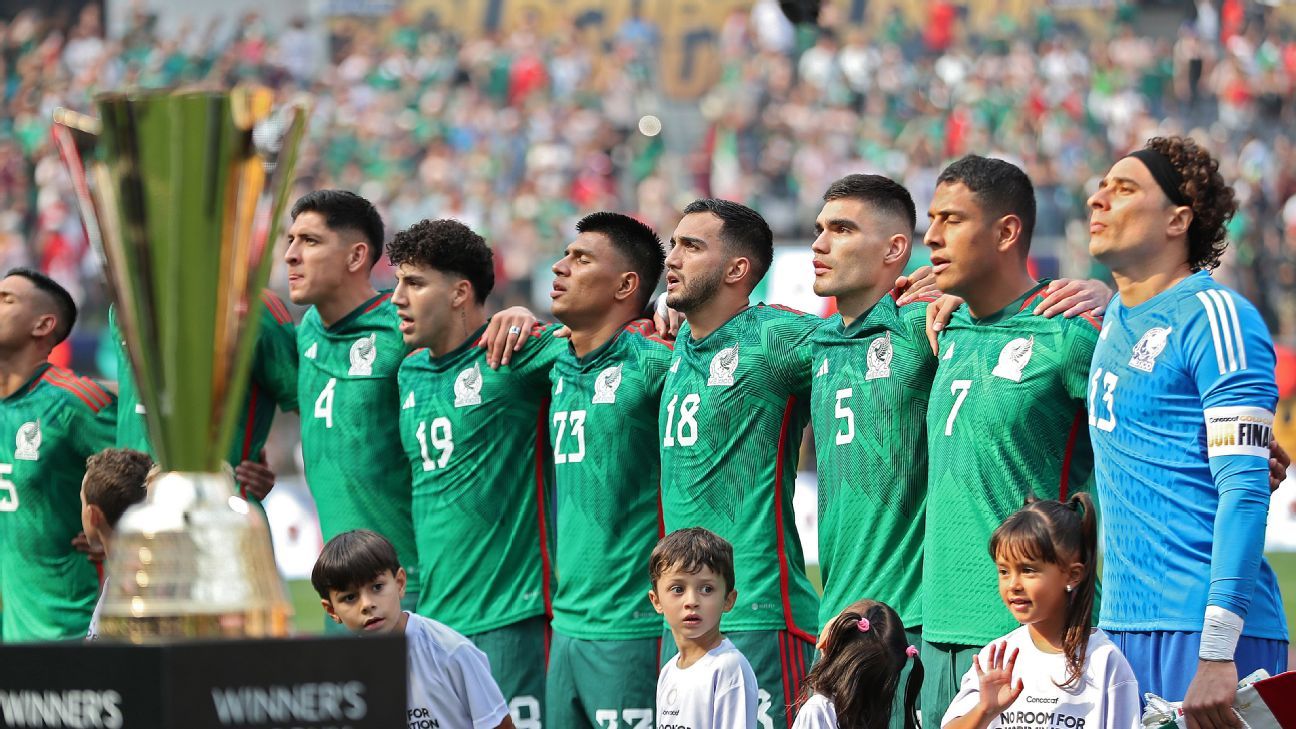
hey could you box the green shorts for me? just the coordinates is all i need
[547,631,658,729]
[919,639,981,726]
[467,614,550,729]
[322,588,420,635]
[661,627,815,728]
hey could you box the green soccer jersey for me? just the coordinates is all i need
[297,292,418,595]
[924,282,1100,646]
[0,363,117,641]
[549,320,674,641]
[810,295,937,631]
[660,304,823,638]
[112,291,299,500]
[398,321,563,635]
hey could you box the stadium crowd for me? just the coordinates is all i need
[2,3,1296,341]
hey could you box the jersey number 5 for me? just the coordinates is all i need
[0,463,17,512]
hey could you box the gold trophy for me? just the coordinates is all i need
[53,88,307,641]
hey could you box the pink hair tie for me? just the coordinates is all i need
[906,645,919,659]
[856,618,870,632]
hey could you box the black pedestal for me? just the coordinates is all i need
[0,636,406,728]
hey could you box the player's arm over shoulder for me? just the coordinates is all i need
[761,305,828,390]
[1054,306,1102,402]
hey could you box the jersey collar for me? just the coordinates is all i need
[324,290,392,333]
[839,295,899,338]
[3,361,52,402]
[426,322,490,368]
[968,280,1051,326]
[566,322,634,370]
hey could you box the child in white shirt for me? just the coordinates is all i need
[793,599,923,729]
[941,495,1139,729]
[649,527,758,729]
[313,529,514,729]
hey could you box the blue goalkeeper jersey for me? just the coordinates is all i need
[1089,271,1286,640]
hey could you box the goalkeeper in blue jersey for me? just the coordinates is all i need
[1087,136,1287,726]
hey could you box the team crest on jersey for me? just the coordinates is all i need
[708,345,739,386]
[454,362,483,408]
[348,334,376,376]
[1129,327,1173,372]
[815,358,828,378]
[402,391,415,410]
[866,332,893,381]
[592,365,622,404]
[992,335,1034,382]
[14,421,40,461]
[304,342,318,360]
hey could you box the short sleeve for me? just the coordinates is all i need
[72,380,119,459]
[791,695,837,729]
[446,644,510,729]
[763,308,826,395]
[1062,316,1101,403]
[712,667,757,729]
[508,322,565,388]
[250,292,299,412]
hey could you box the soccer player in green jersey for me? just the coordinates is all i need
[389,219,564,729]
[920,156,1102,719]
[659,198,823,728]
[0,269,116,641]
[545,212,673,729]
[285,190,422,621]
[808,175,934,665]
[110,289,296,502]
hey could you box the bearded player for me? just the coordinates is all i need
[0,269,116,641]
[389,218,563,728]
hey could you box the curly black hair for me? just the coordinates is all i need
[386,219,495,304]
[1144,136,1237,271]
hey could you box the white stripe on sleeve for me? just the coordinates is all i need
[1217,289,1247,370]
[1196,291,1228,375]
[1206,290,1238,372]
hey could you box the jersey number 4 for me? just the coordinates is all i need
[314,377,337,428]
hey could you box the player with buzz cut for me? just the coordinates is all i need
[658,198,824,728]
[545,211,673,729]
[807,174,935,722]
[1087,137,1288,726]
[919,155,1104,720]
[109,288,297,503]
[389,218,564,729]
[0,268,116,641]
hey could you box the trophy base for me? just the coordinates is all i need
[97,606,293,642]
[99,471,294,642]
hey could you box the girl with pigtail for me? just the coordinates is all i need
[793,599,923,729]
[942,494,1140,729]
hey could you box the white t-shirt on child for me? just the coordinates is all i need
[792,693,838,729]
[942,626,1140,729]
[657,638,758,729]
[406,612,510,729]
